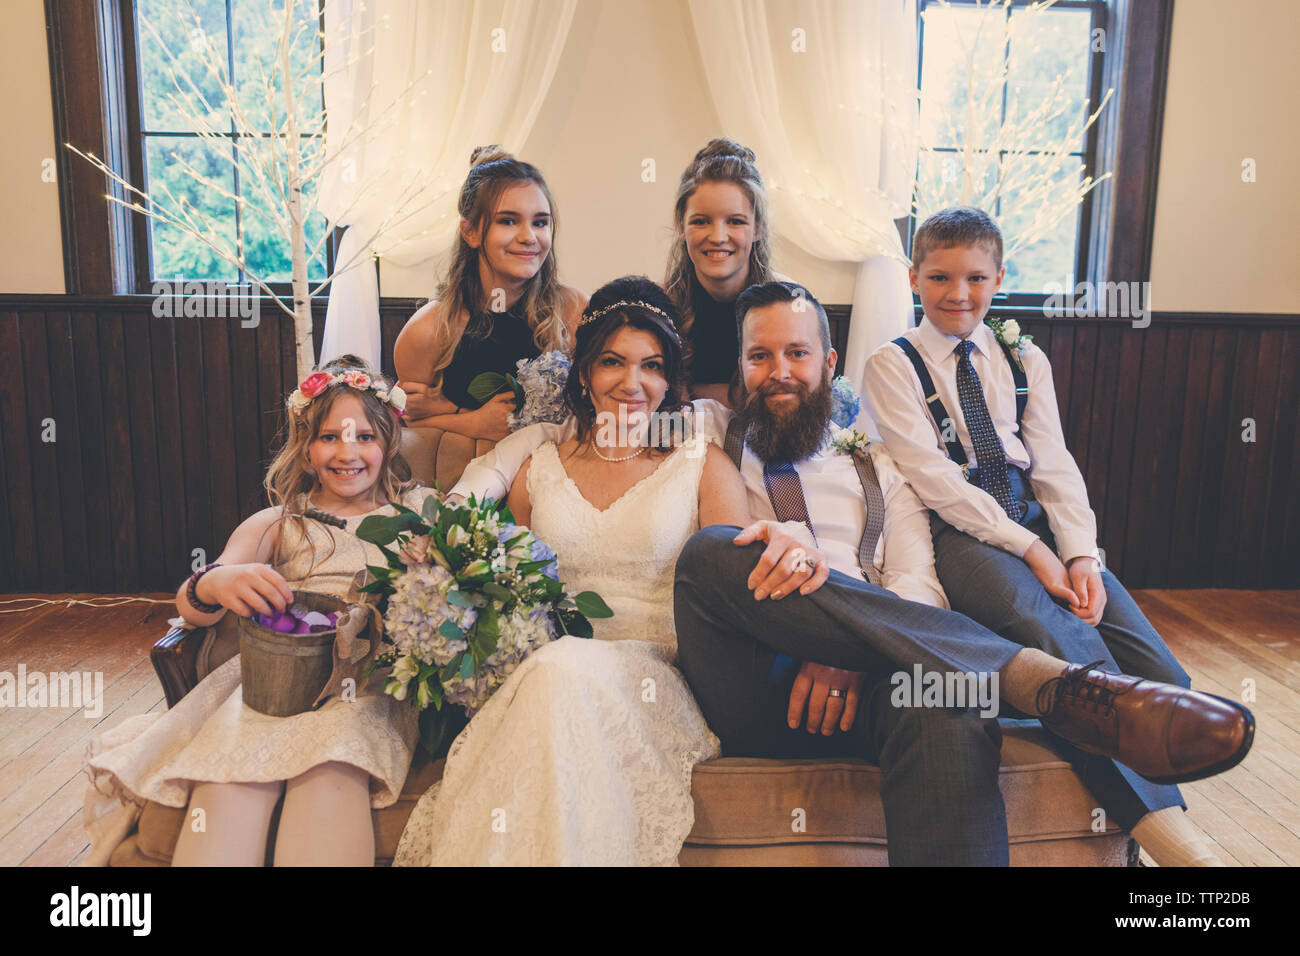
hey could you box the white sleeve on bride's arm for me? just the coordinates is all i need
[687,398,733,447]
[449,418,577,501]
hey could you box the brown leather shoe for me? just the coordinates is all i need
[1035,661,1255,784]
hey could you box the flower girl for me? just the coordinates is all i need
[83,356,437,866]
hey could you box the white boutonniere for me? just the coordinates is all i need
[986,317,1033,354]
[831,429,871,457]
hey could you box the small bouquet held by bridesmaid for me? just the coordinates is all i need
[467,350,572,431]
[355,493,611,755]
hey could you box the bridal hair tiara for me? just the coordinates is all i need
[578,300,681,342]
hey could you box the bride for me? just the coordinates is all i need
[395,276,759,865]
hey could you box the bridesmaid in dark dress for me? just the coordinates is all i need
[394,147,586,441]
[663,139,778,408]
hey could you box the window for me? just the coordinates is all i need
[129,0,331,285]
[912,0,1108,298]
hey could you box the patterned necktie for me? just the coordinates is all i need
[761,460,817,544]
[954,340,1023,521]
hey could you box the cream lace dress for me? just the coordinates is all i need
[81,487,436,865]
[393,438,721,866]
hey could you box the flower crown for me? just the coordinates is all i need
[579,299,681,342]
[286,369,407,418]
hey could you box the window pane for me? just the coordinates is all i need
[237,135,329,282]
[918,4,1007,150]
[136,0,230,133]
[999,154,1082,293]
[1005,8,1093,148]
[145,135,238,281]
[231,0,325,132]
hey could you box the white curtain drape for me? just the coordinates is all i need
[686,0,918,434]
[318,0,577,370]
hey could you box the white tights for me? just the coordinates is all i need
[171,762,375,867]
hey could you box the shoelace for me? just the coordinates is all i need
[1035,660,1127,718]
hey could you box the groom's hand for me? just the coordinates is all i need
[733,521,831,599]
[788,662,865,735]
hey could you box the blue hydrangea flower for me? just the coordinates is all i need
[509,351,572,430]
[830,375,861,429]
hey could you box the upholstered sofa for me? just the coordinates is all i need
[113,426,1135,866]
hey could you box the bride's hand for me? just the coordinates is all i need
[733,521,831,600]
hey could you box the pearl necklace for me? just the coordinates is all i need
[591,442,648,463]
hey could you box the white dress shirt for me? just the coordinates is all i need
[863,316,1100,563]
[451,399,948,609]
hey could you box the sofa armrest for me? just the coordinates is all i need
[151,625,212,708]
[399,425,496,490]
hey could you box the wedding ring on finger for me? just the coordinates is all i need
[828,689,846,698]
[790,548,818,574]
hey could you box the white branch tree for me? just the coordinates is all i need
[912,0,1112,265]
[69,0,435,378]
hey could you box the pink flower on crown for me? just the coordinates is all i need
[343,370,371,390]
[299,371,335,399]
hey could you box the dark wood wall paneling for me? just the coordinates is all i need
[0,297,1296,592]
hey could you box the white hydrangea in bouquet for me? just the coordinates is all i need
[466,350,572,432]
[355,493,611,756]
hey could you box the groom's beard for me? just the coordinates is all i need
[739,372,833,464]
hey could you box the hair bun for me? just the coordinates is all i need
[693,137,756,167]
[469,145,512,168]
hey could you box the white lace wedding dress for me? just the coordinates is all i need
[393,437,720,866]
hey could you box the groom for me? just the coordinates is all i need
[670,281,1253,865]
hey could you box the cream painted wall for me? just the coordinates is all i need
[378,0,859,306]
[1148,0,1300,313]
[0,0,65,293]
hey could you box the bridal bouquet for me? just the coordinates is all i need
[356,493,611,755]
[467,350,572,432]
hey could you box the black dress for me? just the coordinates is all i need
[687,275,740,386]
[438,301,541,409]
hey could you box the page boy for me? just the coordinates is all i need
[863,206,1251,866]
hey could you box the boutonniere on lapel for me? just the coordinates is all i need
[831,429,872,458]
[985,317,1033,371]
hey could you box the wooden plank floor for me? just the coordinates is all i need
[0,589,1296,867]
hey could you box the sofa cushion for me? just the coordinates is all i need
[125,721,1128,866]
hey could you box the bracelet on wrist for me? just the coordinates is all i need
[185,563,224,614]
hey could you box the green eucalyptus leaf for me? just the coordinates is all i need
[446,589,481,608]
[574,591,614,619]
[440,653,465,683]
[560,608,593,639]
[355,514,399,546]
[467,371,510,404]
